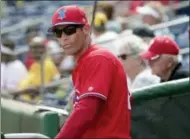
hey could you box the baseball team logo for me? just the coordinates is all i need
[58,9,66,20]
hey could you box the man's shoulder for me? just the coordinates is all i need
[77,45,121,70]
[87,45,118,61]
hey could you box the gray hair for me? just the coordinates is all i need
[162,54,179,63]
[118,34,148,55]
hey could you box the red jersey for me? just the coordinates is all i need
[72,45,131,138]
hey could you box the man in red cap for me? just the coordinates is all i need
[140,36,189,82]
[48,5,131,139]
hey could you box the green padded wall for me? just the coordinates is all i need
[1,98,59,138]
[132,78,190,139]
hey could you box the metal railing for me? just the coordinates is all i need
[1,16,49,35]
[165,1,189,12]
[149,15,189,31]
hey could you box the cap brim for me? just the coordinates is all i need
[140,50,158,60]
[47,22,83,32]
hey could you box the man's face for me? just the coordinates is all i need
[30,44,46,60]
[118,47,139,74]
[149,55,168,77]
[54,24,88,56]
[142,15,157,25]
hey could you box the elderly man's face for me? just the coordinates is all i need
[55,24,89,56]
[149,55,170,77]
[118,47,139,74]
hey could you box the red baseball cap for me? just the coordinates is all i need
[48,5,88,32]
[140,36,180,60]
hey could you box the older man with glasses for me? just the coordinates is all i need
[118,35,160,90]
[140,36,189,82]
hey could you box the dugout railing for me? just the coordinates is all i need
[1,78,189,138]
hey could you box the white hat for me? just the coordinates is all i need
[137,6,160,19]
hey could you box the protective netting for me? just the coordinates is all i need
[132,79,190,139]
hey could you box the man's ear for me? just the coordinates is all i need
[83,24,90,35]
[167,61,173,69]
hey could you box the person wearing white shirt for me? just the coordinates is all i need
[117,35,160,90]
[1,41,28,92]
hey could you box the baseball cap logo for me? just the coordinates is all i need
[58,9,66,20]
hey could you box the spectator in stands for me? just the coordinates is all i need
[92,12,119,55]
[1,39,28,92]
[132,26,155,44]
[136,1,166,26]
[19,36,60,102]
[140,36,189,82]
[118,35,160,90]
[24,32,39,70]
[98,2,122,33]
[136,1,174,38]
[46,39,63,67]
[128,0,145,15]
[127,0,179,16]
[119,26,156,45]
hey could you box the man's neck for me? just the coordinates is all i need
[74,37,91,62]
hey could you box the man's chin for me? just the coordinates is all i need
[64,49,79,56]
[64,51,75,56]
[152,71,161,77]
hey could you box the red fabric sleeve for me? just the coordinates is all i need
[55,97,103,139]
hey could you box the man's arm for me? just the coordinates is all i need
[56,97,103,139]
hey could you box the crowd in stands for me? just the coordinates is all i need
[1,1,189,110]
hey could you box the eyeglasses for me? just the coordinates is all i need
[53,25,84,38]
[118,54,128,60]
[118,53,138,60]
[118,53,134,60]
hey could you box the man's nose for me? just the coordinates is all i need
[60,32,68,41]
